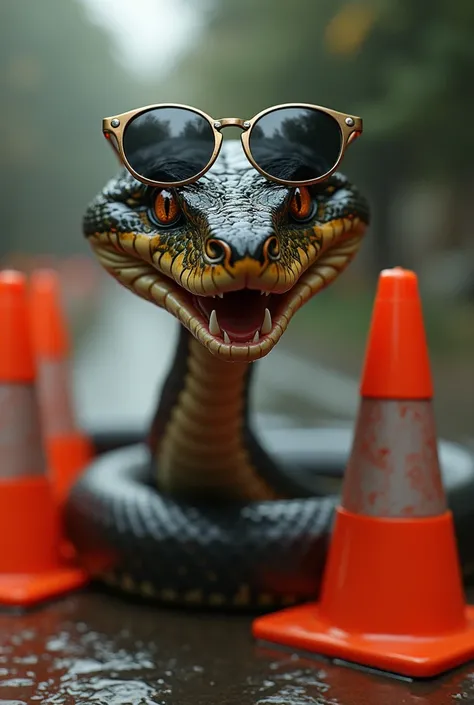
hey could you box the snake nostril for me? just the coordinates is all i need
[204,238,231,265]
[264,235,280,263]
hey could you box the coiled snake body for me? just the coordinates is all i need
[66,140,371,608]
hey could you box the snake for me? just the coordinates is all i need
[65,138,372,608]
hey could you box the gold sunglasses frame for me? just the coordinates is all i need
[102,102,363,189]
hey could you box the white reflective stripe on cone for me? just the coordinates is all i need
[341,399,447,518]
[36,358,77,438]
[0,384,47,478]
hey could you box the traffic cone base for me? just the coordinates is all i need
[253,508,474,678]
[253,601,474,679]
[0,567,88,608]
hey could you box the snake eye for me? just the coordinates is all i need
[289,186,314,222]
[152,189,181,227]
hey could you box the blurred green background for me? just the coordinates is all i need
[1,0,473,442]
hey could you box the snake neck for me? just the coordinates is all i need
[147,325,285,501]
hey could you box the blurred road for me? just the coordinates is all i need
[72,278,178,431]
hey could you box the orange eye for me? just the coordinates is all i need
[289,187,313,221]
[153,189,181,225]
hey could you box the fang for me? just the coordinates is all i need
[261,308,272,335]
[209,309,221,336]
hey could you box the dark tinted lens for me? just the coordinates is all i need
[248,107,342,182]
[123,107,215,183]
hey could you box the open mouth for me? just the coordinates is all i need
[186,285,295,361]
[193,289,278,345]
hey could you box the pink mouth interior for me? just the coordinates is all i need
[193,290,274,343]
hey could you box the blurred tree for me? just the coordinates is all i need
[0,0,149,257]
[347,0,474,172]
[158,0,474,273]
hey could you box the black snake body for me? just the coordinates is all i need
[65,141,474,609]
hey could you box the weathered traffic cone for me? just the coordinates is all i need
[253,267,474,678]
[29,269,92,505]
[0,270,88,607]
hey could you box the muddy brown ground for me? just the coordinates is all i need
[2,587,474,704]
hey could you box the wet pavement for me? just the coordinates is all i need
[2,588,474,704]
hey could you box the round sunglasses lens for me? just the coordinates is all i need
[123,107,215,183]
[248,107,342,182]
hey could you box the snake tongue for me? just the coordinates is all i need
[194,290,270,342]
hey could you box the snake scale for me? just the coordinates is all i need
[65,140,371,609]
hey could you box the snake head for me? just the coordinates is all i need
[84,141,369,361]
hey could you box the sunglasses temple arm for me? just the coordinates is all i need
[103,131,124,164]
[347,130,362,146]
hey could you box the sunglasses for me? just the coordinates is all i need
[102,102,362,189]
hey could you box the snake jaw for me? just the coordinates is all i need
[89,213,366,362]
[174,216,366,361]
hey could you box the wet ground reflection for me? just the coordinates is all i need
[2,590,474,704]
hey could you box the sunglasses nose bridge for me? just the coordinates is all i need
[215,118,248,130]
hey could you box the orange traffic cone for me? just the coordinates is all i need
[0,269,88,607]
[253,267,474,678]
[29,269,92,504]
